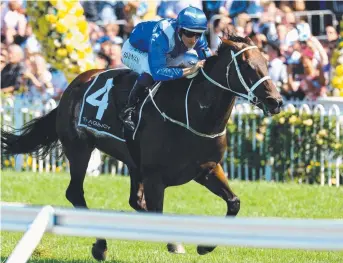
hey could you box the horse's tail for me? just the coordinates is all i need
[1,108,60,158]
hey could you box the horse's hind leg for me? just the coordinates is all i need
[63,139,107,261]
[63,139,93,207]
[194,163,240,255]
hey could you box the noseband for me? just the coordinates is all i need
[201,46,271,104]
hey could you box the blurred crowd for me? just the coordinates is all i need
[1,0,342,103]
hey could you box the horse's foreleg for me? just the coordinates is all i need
[143,174,165,212]
[142,173,184,253]
[194,163,240,255]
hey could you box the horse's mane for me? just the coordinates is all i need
[217,33,251,56]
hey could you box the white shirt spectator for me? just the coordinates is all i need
[4,9,26,28]
[284,28,299,48]
[269,58,287,87]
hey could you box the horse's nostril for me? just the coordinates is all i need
[266,97,280,108]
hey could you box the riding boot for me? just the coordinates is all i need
[119,82,148,131]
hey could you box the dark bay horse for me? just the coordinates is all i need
[1,36,283,260]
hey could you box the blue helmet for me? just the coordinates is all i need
[177,6,207,33]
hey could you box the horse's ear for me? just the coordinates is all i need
[244,36,256,46]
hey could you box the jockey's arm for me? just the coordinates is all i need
[149,33,184,81]
[149,30,204,81]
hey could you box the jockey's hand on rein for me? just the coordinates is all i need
[190,60,205,74]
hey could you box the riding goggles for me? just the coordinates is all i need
[181,29,202,39]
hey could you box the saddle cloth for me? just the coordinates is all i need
[78,69,129,141]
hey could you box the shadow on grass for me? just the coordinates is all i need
[1,257,128,263]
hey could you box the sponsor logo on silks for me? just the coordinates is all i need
[84,118,111,130]
[123,52,139,64]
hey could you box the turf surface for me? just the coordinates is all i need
[1,172,343,262]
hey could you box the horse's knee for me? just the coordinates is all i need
[227,196,240,216]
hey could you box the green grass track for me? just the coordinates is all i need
[1,172,342,263]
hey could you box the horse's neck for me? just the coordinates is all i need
[152,62,235,136]
[187,76,235,134]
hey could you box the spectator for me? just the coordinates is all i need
[81,1,99,22]
[88,22,105,46]
[0,43,8,71]
[140,0,159,21]
[278,1,293,13]
[326,25,339,43]
[275,23,288,55]
[245,0,264,15]
[265,42,287,92]
[297,21,329,82]
[98,1,120,24]
[202,1,227,20]
[95,51,111,69]
[98,37,112,55]
[244,18,254,37]
[104,23,123,45]
[235,13,251,30]
[22,24,41,55]
[210,16,231,51]
[1,44,24,94]
[1,0,27,45]
[293,0,306,11]
[257,1,281,43]
[325,25,339,60]
[284,44,305,100]
[282,12,299,48]
[158,0,202,19]
[123,1,149,25]
[226,0,250,18]
[299,47,326,99]
[108,44,124,68]
[122,18,135,41]
[50,68,68,100]
[23,54,54,101]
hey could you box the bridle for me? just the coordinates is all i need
[201,45,271,104]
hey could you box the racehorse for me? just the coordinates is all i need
[1,35,283,261]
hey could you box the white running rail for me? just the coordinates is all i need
[1,203,343,263]
[5,205,55,263]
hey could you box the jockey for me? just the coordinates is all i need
[119,6,212,132]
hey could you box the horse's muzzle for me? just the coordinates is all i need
[263,98,283,116]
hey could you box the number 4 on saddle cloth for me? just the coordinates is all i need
[78,51,200,141]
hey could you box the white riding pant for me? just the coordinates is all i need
[121,40,151,75]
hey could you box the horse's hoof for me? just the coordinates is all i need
[92,240,107,261]
[167,243,186,254]
[197,245,216,255]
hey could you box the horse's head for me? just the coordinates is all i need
[212,36,283,115]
